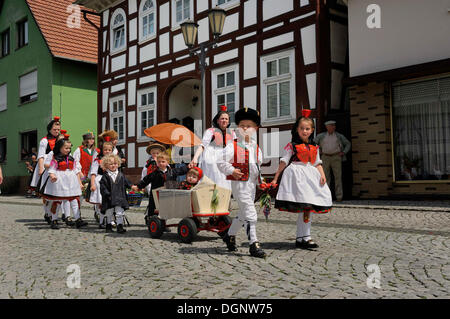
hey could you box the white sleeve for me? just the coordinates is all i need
[217,143,235,176]
[48,159,58,174]
[141,167,147,179]
[89,160,99,177]
[44,151,53,166]
[37,138,48,160]
[280,143,294,164]
[74,159,82,174]
[314,148,323,167]
[201,128,214,148]
[73,148,81,163]
[258,146,263,166]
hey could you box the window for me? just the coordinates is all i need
[0,83,6,111]
[110,9,127,53]
[172,0,192,27]
[20,131,37,161]
[110,96,126,144]
[392,76,450,182]
[138,87,157,139]
[217,0,240,9]
[19,70,38,104]
[0,137,6,163]
[212,65,239,125]
[1,29,10,57]
[17,19,28,49]
[260,49,296,125]
[139,0,156,42]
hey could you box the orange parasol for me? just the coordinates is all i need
[144,123,202,147]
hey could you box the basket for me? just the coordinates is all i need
[127,193,144,207]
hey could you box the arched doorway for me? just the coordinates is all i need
[167,78,201,133]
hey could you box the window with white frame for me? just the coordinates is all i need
[19,70,38,104]
[217,0,240,9]
[212,65,239,125]
[172,0,193,27]
[110,96,126,144]
[110,9,127,53]
[137,87,157,139]
[0,83,6,111]
[260,49,296,125]
[139,0,156,42]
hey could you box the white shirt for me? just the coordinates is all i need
[107,169,118,182]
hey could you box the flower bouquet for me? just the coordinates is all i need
[81,176,90,199]
[126,189,144,207]
[258,182,277,221]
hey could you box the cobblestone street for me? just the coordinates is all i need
[0,197,449,299]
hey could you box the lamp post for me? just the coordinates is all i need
[180,7,226,134]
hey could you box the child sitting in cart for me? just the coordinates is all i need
[131,152,188,225]
[178,167,202,190]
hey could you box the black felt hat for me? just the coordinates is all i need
[234,107,261,126]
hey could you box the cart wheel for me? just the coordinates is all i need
[148,216,164,239]
[217,215,232,238]
[178,218,197,243]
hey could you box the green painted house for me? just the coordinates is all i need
[0,0,99,193]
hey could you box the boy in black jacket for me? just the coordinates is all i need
[100,154,133,233]
[132,152,188,224]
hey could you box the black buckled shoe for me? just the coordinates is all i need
[249,242,266,258]
[117,224,126,234]
[65,217,75,227]
[105,223,113,233]
[223,234,237,252]
[75,218,88,228]
[295,239,319,249]
[50,220,59,230]
[44,214,51,225]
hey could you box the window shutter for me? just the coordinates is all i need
[19,70,37,98]
[0,84,6,111]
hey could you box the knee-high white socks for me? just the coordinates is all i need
[105,206,124,225]
[94,204,105,224]
[296,213,312,242]
[228,218,258,245]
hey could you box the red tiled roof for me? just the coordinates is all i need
[26,0,99,64]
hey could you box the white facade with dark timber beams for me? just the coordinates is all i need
[75,0,349,180]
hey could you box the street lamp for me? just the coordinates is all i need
[180,7,226,133]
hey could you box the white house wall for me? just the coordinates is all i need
[98,0,323,172]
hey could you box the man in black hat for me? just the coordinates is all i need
[218,107,266,258]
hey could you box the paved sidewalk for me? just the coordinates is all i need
[1,195,449,212]
[1,194,449,299]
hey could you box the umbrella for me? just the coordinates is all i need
[144,123,202,147]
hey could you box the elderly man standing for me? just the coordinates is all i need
[314,120,351,202]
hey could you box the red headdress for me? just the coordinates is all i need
[53,116,60,122]
[60,129,67,134]
[191,167,203,180]
[219,105,227,112]
[302,109,312,118]
[63,134,70,140]
[104,136,111,142]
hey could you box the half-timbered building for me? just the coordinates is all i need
[75,0,349,183]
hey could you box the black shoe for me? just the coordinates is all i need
[61,215,66,222]
[75,218,88,228]
[65,217,75,227]
[223,234,237,252]
[50,220,59,229]
[117,224,126,234]
[105,223,113,233]
[295,239,319,249]
[98,223,106,229]
[44,214,51,224]
[144,215,149,226]
[249,242,266,258]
